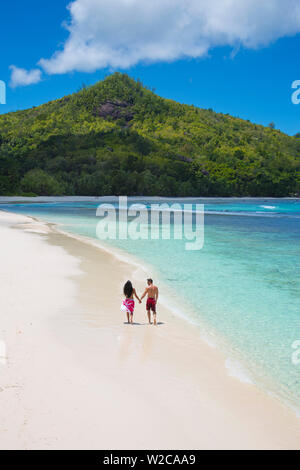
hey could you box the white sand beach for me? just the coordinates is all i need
[1,210,300,450]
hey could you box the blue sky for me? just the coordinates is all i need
[0,0,299,135]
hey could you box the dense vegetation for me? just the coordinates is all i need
[0,72,299,197]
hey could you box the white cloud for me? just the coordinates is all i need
[9,65,42,88]
[34,0,300,74]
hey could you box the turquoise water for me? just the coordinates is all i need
[1,198,300,411]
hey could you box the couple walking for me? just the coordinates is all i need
[122,279,159,326]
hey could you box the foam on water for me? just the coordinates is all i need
[225,358,255,385]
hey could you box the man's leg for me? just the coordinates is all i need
[147,310,151,324]
[153,311,157,326]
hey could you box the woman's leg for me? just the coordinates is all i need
[130,313,134,324]
[126,312,130,323]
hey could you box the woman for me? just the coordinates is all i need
[121,281,141,324]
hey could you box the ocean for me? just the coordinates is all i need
[1,197,299,413]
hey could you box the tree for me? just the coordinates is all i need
[20,169,64,196]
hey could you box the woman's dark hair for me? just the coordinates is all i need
[124,280,133,298]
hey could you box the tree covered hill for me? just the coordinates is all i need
[0,72,299,197]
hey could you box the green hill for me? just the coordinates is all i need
[0,72,299,197]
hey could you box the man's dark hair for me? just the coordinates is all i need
[147,279,153,284]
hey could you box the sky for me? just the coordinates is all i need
[0,0,300,135]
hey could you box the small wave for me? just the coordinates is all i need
[260,205,276,210]
[200,333,217,349]
[225,358,254,385]
[205,210,280,217]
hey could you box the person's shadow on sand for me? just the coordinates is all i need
[123,322,165,326]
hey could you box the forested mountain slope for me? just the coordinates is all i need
[0,73,299,196]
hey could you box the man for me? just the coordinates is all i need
[141,279,159,326]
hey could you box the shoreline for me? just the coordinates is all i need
[1,210,300,449]
[45,214,300,417]
[0,195,299,204]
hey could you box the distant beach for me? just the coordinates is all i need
[1,205,300,450]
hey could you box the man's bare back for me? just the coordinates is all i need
[146,284,158,300]
[141,279,159,325]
